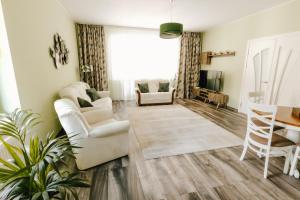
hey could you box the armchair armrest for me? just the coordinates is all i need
[82,109,114,124]
[97,90,110,98]
[88,120,130,138]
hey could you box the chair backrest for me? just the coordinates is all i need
[135,79,170,93]
[54,99,90,141]
[249,91,265,103]
[59,82,91,108]
[247,102,277,150]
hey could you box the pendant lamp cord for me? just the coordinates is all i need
[170,0,174,22]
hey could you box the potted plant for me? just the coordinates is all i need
[0,109,89,199]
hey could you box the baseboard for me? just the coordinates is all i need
[226,106,238,113]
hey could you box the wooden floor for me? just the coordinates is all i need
[76,99,300,200]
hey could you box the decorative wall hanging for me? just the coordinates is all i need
[49,33,69,69]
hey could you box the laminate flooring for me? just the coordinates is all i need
[76,99,300,200]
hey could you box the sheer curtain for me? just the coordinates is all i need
[105,26,180,100]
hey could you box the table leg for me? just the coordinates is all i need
[286,129,300,178]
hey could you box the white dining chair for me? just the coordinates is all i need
[289,145,300,177]
[249,91,265,103]
[240,102,295,178]
[249,91,283,135]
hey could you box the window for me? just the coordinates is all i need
[105,26,180,100]
[0,1,20,112]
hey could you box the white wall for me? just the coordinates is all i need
[1,0,79,137]
[0,1,20,113]
[202,0,300,109]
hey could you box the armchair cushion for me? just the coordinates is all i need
[82,109,114,124]
[89,120,130,138]
[86,88,101,102]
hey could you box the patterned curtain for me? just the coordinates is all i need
[76,24,108,90]
[176,32,202,99]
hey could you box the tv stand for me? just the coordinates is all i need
[192,87,229,109]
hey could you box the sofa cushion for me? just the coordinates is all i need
[92,97,113,110]
[140,92,173,104]
[138,83,149,93]
[86,88,101,102]
[158,82,170,92]
[77,97,93,108]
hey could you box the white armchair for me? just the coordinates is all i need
[54,99,129,170]
[135,79,176,106]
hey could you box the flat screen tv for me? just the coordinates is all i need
[199,70,223,91]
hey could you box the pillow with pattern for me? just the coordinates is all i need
[86,88,101,102]
[77,97,93,108]
[138,83,149,93]
[158,82,170,92]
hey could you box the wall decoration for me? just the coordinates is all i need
[49,33,69,69]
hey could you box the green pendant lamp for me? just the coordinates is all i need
[160,0,183,39]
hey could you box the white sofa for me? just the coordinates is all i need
[135,79,176,106]
[54,99,129,170]
[59,81,112,113]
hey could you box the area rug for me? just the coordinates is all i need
[129,104,243,160]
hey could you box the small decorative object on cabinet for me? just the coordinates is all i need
[292,108,300,118]
[200,51,235,65]
[49,33,69,69]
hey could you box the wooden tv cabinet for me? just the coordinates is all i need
[192,87,229,109]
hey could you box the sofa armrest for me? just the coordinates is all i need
[135,88,141,106]
[82,109,114,124]
[97,91,110,98]
[170,87,176,102]
[88,120,130,138]
[135,87,141,93]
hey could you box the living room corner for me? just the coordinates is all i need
[1,0,300,199]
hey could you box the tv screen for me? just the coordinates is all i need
[199,70,222,91]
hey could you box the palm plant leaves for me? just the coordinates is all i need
[0,109,89,199]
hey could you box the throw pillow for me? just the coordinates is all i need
[158,82,170,92]
[138,83,149,93]
[77,97,93,108]
[86,88,101,102]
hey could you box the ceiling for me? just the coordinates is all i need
[59,0,291,31]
